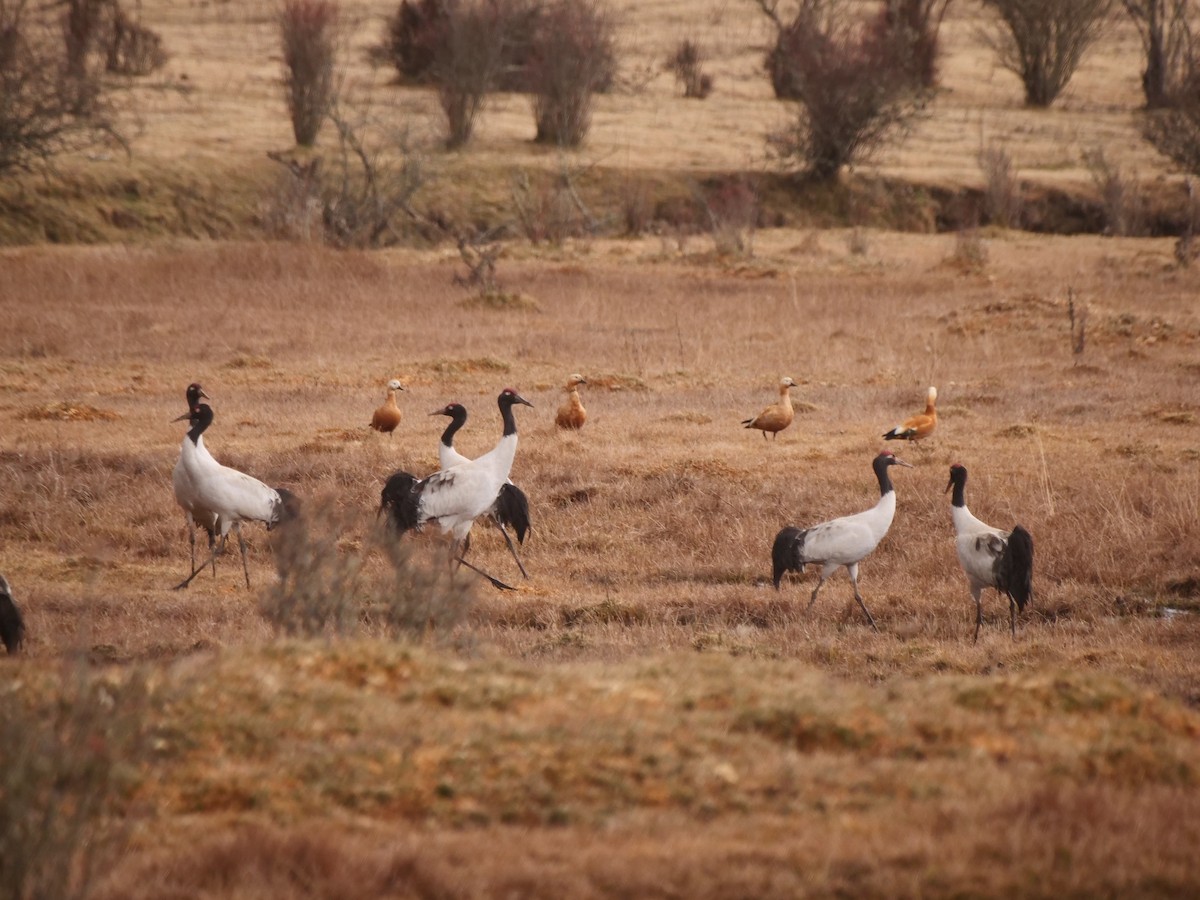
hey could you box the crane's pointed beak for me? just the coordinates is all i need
[945,477,954,493]
[172,410,192,423]
[429,408,446,416]
[893,457,914,468]
[199,389,211,400]
[515,394,534,408]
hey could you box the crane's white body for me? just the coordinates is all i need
[801,490,897,572]
[419,431,518,542]
[951,503,1010,601]
[174,403,282,589]
[946,463,1034,641]
[773,452,911,630]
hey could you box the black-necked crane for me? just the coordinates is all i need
[432,402,531,577]
[947,464,1034,642]
[379,389,534,591]
[0,574,25,655]
[742,377,798,440]
[772,450,913,631]
[172,382,219,581]
[883,385,938,443]
[370,379,406,436]
[555,374,587,430]
[172,402,290,590]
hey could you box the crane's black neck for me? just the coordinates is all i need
[440,407,467,448]
[949,467,968,508]
[873,455,896,497]
[498,396,520,437]
[188,404,214,445]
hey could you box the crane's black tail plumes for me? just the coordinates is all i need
[772,526,807,589]
[379,471,420,532]
[999,525,1034,611]
[269,487,303,530]
[0,578,26,655]
[496,483,531,544]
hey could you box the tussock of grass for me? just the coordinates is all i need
[19,402,120,422]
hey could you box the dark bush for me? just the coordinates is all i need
[0,0,121,175]
[760,0,933,181]
[386,0,545,92]
[1122,0,1197,109]
[280,0,339,147]
[432,0,508,147]
[104,6,168,76]
[980,0,1114,107]
[525,0,617,147]
[666,39,713,98]
[866,0,951,89]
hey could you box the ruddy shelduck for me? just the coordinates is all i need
[883,386,938,442]
[742,376,798,439]
[555,374,588,430]
[370,378,405,436]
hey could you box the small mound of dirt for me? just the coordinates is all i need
[20,402,120,422]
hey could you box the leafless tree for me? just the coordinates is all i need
[280,0,339,147]
[432,1,508,148]
[1121,0,1196,107]
[0,0,123,175]
[757,0,934,182]
[525,0,617,147]
[980,0,1114,107]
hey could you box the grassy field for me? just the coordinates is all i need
[3,0,1200,897]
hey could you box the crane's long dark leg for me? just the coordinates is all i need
[454,555,516,591]
[175,532,234,590]
[493,519,528,579]
[1008,594,1017,641]
[848,564,879,632]
[234,522,252,588]
[447,533,514,591]
[807,577,827,611]
[973,587,984,643]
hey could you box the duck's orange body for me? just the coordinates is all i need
[555,374,588,430]
[742,377,797,440]
[883,386,938,442]
[371,379,405,436]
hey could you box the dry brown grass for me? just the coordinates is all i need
[2,232,1200,894]
[2,2,1200,892]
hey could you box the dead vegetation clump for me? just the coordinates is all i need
[261,499,476,639]
[1,661,156,900]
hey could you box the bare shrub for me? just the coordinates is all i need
[699,176,758,256]
[846,226,870,255]
[1083,146,1147,236]
[432,0,507,148]
[980,0,1114,107]
[979,143,1023,227]
[525,0,617,147]
[263,101,431,247]
[1122,0,1197,108]
[945,227,989,272]
[1068,287,1088,358]
[0,0,123,175]
[1175,178,1200,265]
[62,0,108,80]
[0,661,155,900]
[104,5,167,76]
[385,0,544,91]
[280,0,339,148]
[385,0,446,83]
[665,38,713,99]
[260,498,475,639]
[618,178,654,236]
[1141,65,1200,173]
[510,165,599,243]
[759,0,934,181]
[865,0,952,89]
